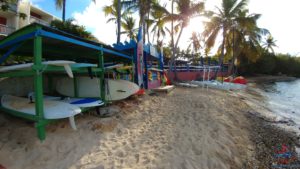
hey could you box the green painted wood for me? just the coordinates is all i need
[99,46,105,102]
[0,107,39,121]
[0,70,35,78]
[0,25,40,46]
[33,35,46,141]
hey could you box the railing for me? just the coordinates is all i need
[29,16,50,26]
[0,2,18,12]
[0,24,15,35]
[164,65,225,72]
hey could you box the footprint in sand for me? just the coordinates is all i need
[165,145,172,151]
[116,150,126,158]
[192,145,202,155]
[135,154,139,163]
[142,156,151,165]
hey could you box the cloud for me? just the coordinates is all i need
[72,0,117,45]
[27,0,44,9]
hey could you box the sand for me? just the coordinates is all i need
[0,87,260,169]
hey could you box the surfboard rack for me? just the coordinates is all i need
[0,23,133,141]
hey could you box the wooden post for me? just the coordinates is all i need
[99,46,105,102]
[33,35,45,141]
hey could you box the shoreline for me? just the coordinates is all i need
[233,78,300,168]
[246,74,297,83]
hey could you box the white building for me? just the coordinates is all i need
[0,0,59,37]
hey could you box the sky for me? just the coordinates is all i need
[28,0,300,56]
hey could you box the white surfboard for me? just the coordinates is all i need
[1,95,81,119]
[56,77,140,101]
[28,92,104,108]
[0,60,75,78]
[70,63,97,68]
[105,64,124,70]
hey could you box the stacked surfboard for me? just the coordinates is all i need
[0,61,139,127]
[55,77,140,101]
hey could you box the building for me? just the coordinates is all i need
[0,0,59,38]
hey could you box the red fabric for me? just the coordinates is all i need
[224,77,231,82]
[233,76,247,84]
[163,72,171,85]
[135,89,145,95]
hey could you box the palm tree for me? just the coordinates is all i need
[150,3,168,46]
[55,0,66,21]
[188,32,201,54]
[103,0,132,44]
[121,16,138,40]
[55,0,95,22]
[123,0,156,43]
[155,0,204,80]
[203,0,251,65]
[203,0,268,77]
[171,0,204,53]
[263,35,277,53]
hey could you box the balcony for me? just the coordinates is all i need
[29,16,50,26]
[0,2,18,12]
[0,24,15,36]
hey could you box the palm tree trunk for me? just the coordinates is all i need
[231,28,236,77]
[147,12,150,44]
[62,0,66,21]
[174,24,184,51]
[117,0,121,44]
[215,27,226,81]
[169,0,177,82]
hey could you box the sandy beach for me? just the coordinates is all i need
[0,85,299,168]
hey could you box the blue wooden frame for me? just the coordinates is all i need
[113,41,164,89]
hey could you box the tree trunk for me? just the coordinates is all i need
[62,0,66,22]
[169,0,176,82]
[147,12,150,44]
[117,0,121,44]
[214,27,226,81]
[174,24,184,51]
[231,28,236,77]
[172,24,185,81]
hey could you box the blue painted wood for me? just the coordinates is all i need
[40,30,132,60]
[0,32,36,49]
[0,43,23,64]
[40,30,101,50]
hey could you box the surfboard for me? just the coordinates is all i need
[148,67,163,72]
[70,63,97,68]
[105,64,124,70]
[28,93,104,108]
[0,60,75,78]
[1,95,81,119]
[116,65,133,70]
[56,77,140,101]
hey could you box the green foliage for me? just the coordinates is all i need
[203,0,265,64]
[19,12,27,20]
[50,19,99,42]
[0,0,27,20]
[121,16,138,40]
[239,52,300,77]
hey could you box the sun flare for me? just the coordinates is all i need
[187,17,205,34]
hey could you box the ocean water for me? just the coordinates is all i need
[261,80,300,126]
